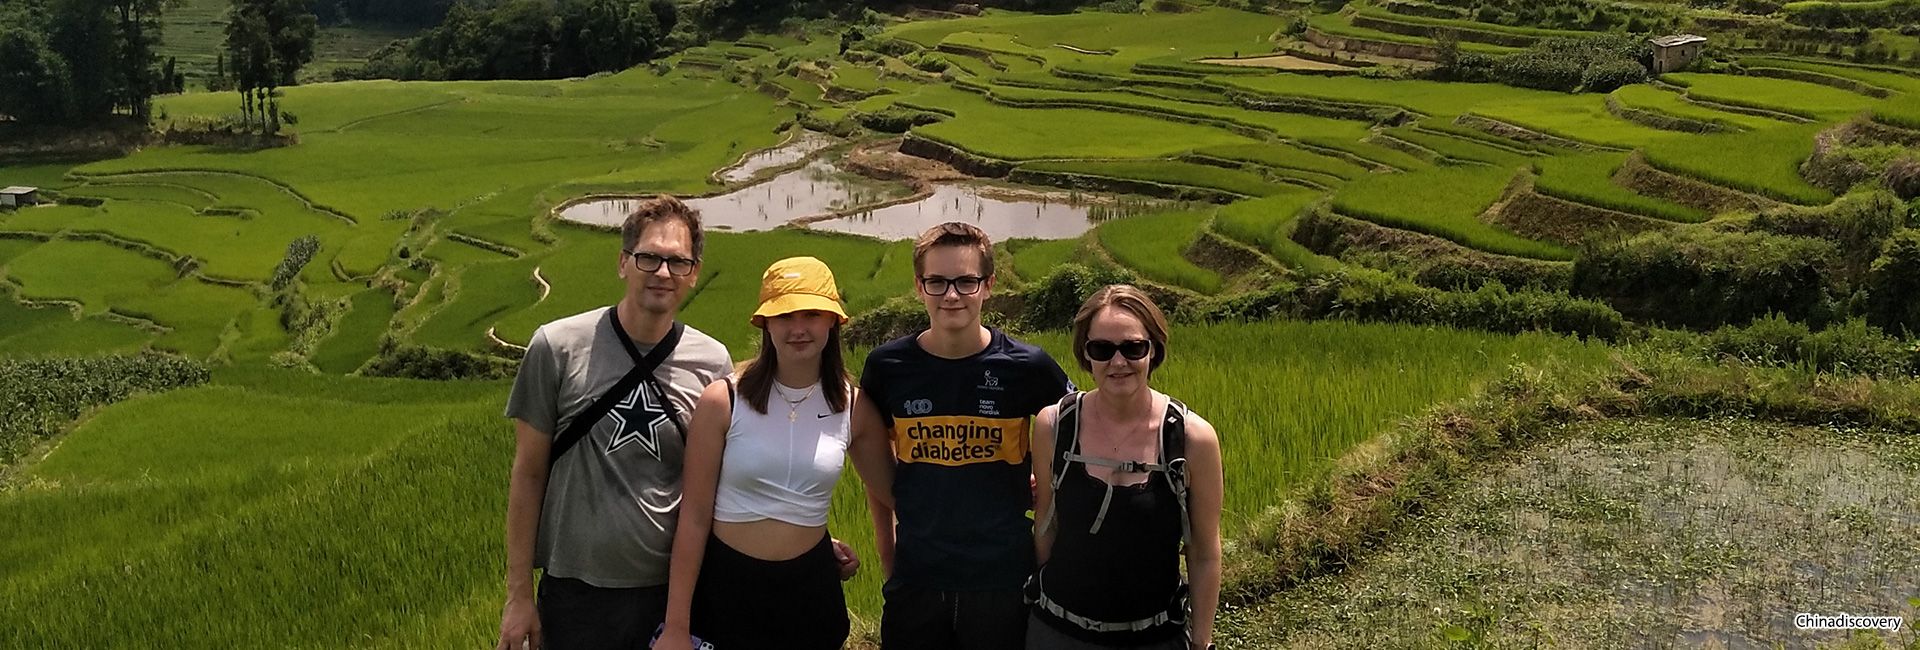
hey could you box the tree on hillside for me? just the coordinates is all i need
[0,0,169,125]
[225,3,270,128]
[0,20,77,123]
[224,0,315,134]
[109,0,166,121]
[392,0,669,81]
[563,0,664,76]
[310,0,454,28]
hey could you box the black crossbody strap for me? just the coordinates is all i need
[547,308,686,468]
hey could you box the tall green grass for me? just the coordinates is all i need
[0,374,509,648]
[1331,165,1573,260]
[1348,3,1598,39]
[312,287,398,374]
[1303,13,1519,56]
[1735,56,1920,94]
[60,182,219,210]
[5,240,267,359]
[1018,159,1288,197]
[1215,73,1555,119]
[1381,127,1536,166]
[888,7,1285,66]
[1472,95,1682,148]
[911,90,1261,160]
[1608,85,1783,132]
[1664,73,1880,121]
[1530,153,1709,223]
[1031,320,1612,530]
[1639,124,1834,205]
[99,70,785,222]
[1872,94,1920,131]
[1214,191,1340,273]
[1096,209,1225,294]
[51,172,371,282]
[1194,143,1372,180]
[413,256,544,352]
[0,320,1609,645]
[1005,237,1093,284]
[0,295,153,358]
[977,83,1378,144]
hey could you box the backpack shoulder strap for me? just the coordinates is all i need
[1163,396,1189,464]
[1035,391,1084,542]
[1051,391,1084,489]
[1159,396,1193,553]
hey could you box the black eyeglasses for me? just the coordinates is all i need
[624,250,696,277]
[920,275,984,297]
[1084,339,1153,362]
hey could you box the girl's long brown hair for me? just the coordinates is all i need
[736,324,851,415]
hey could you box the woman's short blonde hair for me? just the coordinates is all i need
[1069,284,1171,373]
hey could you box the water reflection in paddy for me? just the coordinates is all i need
[717,131,840,183]
[558,160,1105,241]
[807,184,1096,241]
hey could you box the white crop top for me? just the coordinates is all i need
[713,381,850,527]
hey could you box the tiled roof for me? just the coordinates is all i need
[1650,34,1707,48]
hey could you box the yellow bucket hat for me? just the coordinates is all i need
[751,256,848,327]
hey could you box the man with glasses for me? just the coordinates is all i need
[498,196,735,650]
[848,221,1076,650]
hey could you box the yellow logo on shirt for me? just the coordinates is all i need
[892,416,1029,466]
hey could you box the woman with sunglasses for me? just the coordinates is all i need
[657,256,859,650]
[1027,285,1224,650]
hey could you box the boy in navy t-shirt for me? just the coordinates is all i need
[848,222,1074,650]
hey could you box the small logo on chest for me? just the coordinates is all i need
[979,370,1003,392]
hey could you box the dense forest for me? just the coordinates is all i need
[0,0,170,124]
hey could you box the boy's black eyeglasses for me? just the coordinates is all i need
[1084,339,1153,362]
[624,250,696,277]
[920,275,984,296]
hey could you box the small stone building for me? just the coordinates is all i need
[0,186,39,208]
[1649,34,1707,74]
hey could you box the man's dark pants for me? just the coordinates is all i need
[537,574,669,650]
[880,582,1027,650]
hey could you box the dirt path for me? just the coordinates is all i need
[531,265,550,303]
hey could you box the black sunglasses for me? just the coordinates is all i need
[1084,339,1153,362]
[624,250,696,277]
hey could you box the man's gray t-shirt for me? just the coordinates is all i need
[504,306,733,589]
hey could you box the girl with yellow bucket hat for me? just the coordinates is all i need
[658,256,858,650]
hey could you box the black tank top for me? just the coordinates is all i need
[1035,398,1185,645]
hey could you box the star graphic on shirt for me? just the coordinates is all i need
[605,383,674,460]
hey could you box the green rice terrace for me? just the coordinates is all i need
[5,0,1920,647]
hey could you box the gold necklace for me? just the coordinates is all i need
[774,382,817,422]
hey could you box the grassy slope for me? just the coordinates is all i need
[0,322,1608,645]
[4,240,264,359]
[1095,209,1225,293]
[1332,165,1573,260]
[1531,153,1709,223]
[1214,189,1340,272]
